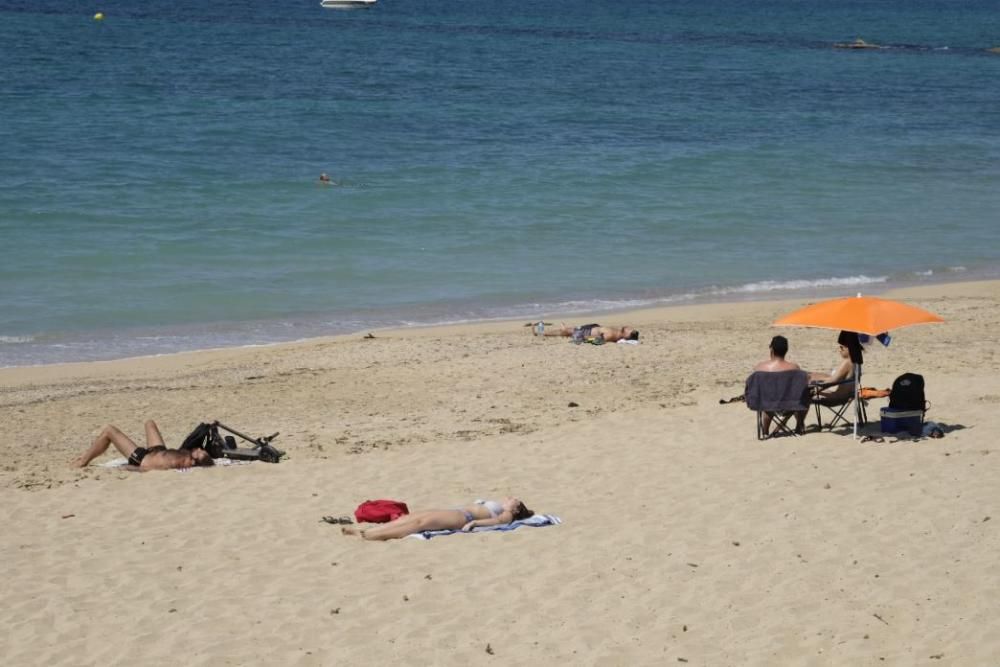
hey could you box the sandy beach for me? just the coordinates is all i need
[2,280,998,666]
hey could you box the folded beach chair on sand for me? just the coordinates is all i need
[745,370,810,440]
[810,378,868,432]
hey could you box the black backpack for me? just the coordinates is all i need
[889,373,926,412]
[180,420,284,463]
[180,422,225,458]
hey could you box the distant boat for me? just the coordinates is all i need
[834,38,882,50]
[320,0,376,8]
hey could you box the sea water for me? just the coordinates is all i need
[2,0,999,366]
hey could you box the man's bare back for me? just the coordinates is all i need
[753,358,801,372]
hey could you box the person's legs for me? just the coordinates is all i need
[341,514,417,539]
[342,510,467,541]
[74,425,138,467]
[543,325,573,338]
[760,412,773,437]
[144,420,166,447]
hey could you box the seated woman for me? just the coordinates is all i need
[341,497,533,541]
[808,333,860,402]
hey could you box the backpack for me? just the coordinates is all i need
[354,499,409,523]
[889,373,926,412]
[180,421,285,463]
[180,422,225,458]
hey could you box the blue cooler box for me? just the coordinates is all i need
[880,408,923,435]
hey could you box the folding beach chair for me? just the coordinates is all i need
[811,378,868,432]
[745,370,811,440]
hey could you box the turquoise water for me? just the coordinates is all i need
[2,0,999,365]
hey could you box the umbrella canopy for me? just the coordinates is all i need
[772,295,944,336]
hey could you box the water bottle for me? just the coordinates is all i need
[534,321,545,336]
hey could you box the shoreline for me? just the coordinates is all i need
[0,275,991,375]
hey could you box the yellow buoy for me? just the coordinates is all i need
[94,12,104,21]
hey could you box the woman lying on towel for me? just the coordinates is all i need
[341,497,533,541]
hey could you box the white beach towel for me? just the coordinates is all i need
[408,513,562,540]
[98,457,251,470]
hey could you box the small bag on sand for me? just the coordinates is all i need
[354,499,409,523]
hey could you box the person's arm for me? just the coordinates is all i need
[829,359,853,384]
[807,370,829,384]
[462,510,514,532]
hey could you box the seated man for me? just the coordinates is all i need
[74,420,214,471]
[752,335,807,435]
[537,323,640,343]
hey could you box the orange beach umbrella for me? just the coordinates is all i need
[773,295,944,336]
[774,294,944,439]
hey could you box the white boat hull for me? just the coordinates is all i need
[320,0,376,8]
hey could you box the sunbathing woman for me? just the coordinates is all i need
[342,497,533,541]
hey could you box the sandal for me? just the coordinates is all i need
[860,436,885,443]
[321,516,354,525]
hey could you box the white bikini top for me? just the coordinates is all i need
[475,499,504,517]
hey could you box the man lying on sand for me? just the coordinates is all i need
[534,323,639,342]
[74,420,214,471]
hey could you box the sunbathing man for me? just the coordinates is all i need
[753,335,807,435]
[74,420,214,471]
[537,323,639,342]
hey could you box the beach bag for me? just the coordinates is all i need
[889,373,926,412]
[179,422,225,458]
[354,499,409,523]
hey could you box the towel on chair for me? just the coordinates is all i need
[408,514,562,540]
[745,370,810,413]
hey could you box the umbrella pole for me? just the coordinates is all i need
[853,363,862,439]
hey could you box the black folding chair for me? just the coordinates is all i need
[745,370,811,440]
[811,378,868,431]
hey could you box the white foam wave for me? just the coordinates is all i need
[0,335,34,344]
[710,274,889,295]
[481,274,896,323]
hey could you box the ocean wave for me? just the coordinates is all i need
[710,274,889,296]
[477,274,897,323]
[0,335,34,344]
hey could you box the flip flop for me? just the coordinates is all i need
[321,516,354,525]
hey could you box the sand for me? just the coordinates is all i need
[1,280,998,665]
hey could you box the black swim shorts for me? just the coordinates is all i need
[128,445,166,466]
